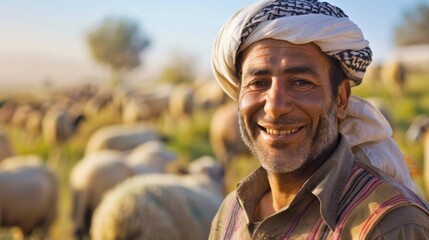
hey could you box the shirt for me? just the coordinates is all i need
[209,136,429,239]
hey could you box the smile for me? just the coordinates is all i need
[265,128,299,135]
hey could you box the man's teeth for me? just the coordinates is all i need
[266,128,298,135]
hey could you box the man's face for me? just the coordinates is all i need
[238,39,346,174]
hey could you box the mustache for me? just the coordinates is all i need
[257,115,304,125]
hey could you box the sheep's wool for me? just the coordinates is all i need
[212,0,372,100]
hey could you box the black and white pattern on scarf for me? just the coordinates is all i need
[239,0,372,85]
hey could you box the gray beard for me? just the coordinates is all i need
[238,103,338,174]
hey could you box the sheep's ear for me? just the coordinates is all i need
[335,79,350,120]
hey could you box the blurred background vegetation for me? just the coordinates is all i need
[1,2,429,240]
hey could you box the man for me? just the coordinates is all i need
[209,0,429,239]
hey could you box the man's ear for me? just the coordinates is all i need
[336,79,351,120]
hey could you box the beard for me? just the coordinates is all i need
[238,103,338,174]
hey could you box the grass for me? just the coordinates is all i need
[1,71,429,238]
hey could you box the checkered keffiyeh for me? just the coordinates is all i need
[212,0,372,100]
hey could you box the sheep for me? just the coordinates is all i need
[0,154,43,170]
[0,130,14,161]
[0,163,59,239]
[168,83,194,120]
[186,155,225,197]
[209,101,251,168]
[0,99,17,125]
[90,164,224,240]
[123,85,173,121]
[193,79,228,112]
[125,140,177,175]
[121,96,151,124]
[69,150,134,239]
[10,104,34,128]
[24,109,45,136]
[84,124,162,155]
[381,59,407,98]
[407,115,429,198]
[41,106,85,146]
[83,87,113,117]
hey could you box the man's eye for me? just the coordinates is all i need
[251,80,269,87]
[294,79,311,86]
[292,79,314,90]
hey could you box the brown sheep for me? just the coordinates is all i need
[193,80,228,112]
[209,101,251,168]
[168,83,194,120]
[0,130,14,161]
[381,60,407,98]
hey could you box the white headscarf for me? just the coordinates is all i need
[212,0,372,101]
[342,96,414,189]
[212,0,414,190]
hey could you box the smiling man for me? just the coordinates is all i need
[209,0,429,239]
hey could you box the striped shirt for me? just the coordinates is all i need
[209,136,429,239]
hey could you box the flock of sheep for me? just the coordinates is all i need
[1,57,429,239]
[0,80,236,239]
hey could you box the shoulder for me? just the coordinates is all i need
[339,162,429,231]
[369,205,429,239]
[216,190,240,215]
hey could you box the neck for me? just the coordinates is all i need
[267,166,314,210]
[254,136,339,220]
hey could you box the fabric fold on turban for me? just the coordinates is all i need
[341,96,414,190]
[212,0,372,101]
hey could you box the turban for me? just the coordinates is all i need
[212,0,372,101]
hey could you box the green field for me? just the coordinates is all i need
[1,72,428,239]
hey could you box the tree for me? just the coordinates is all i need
[394,3,429,47]
[158,52,196,84]
[86,16,150,86]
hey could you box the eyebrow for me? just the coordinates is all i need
[246,66,320,77]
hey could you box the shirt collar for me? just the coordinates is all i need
[235,135,355,230]
[304,135,355,230]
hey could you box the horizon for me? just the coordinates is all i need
[1,0,428,88]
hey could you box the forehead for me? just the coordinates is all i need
[240,39,330,71]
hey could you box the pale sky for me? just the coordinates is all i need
[0,0,428,88]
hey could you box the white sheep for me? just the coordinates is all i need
[186,155,225,197]
[0,164,59,239]
[90,171,223,240]
[69,150,134,239]
[0,154,43,170]
[125,140,177,175]
[85,124,161,155]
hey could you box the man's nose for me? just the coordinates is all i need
[264,82,293,119]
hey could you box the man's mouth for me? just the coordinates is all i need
[264,127,300,135]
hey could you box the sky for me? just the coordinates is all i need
[0,0,428,88]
